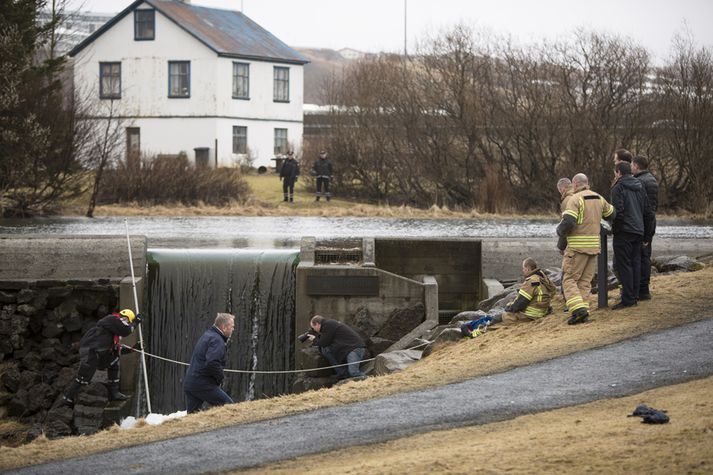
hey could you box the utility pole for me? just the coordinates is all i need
[404,0,408,55]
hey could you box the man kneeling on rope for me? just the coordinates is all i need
[501,258,556,325]
[307,315,366,380]
[183,313,235,414]
[62,309,143,405]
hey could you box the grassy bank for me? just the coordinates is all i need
[1,266,710,470]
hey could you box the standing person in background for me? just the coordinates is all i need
[312,150,333,202]
[613,148,633,165]
[280,151,300,203]
[610,161,654,309]
[183,313,235,414]
[632,155,659,300]
[557,173,616,325]
[557,177,574,214]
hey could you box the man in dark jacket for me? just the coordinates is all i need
[308,315,365,379]
[183,313,235,413]
[311,150,333,201]
[279,151,300,202]
[632,155,659,300]
[62,309,142,405]
[610,161,654,309]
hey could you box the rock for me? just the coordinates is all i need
[422,328,465,358]
[28,383,56,412]
[22,352,42,372]
[19,370,41,389]
[346,307,379,338]
[25,423,44,443]
[291,375,334,394]
[1,367,21,392]
[46,286,72,308]
[653,255,705,273]
[0,391,12,405]
[77,382,109,407]
[11,313,29,334]
[375,303,425,341]
[63,314,83,332]
[16,304,38,317]
[0,291,16,304]
[543,267,563,287]
[295,347,333,378]
[0,318,12,335]
[7,389,29,417]
[44,417,73,439]
[0,281,29,290]
[73,404,105,435]
[373,349,422,375]
[478,286,518,312]
[449,310,488,324]
[0,338,13,355]
[53,367,76,392]
[42,322,64,339]
[16,289,37,304]
[366,336,394,356]
[53,300,77,321]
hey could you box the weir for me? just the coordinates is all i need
[146,249,299,414]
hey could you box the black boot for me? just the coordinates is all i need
[61,380,82,406]
[108,384,129,401]
[283,196,288,202]
[315,196,320,201]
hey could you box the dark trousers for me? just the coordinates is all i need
[319,346,365,379]
[613,232,642,306]
[184,386,234,414]
[640,239,653,295]
[282,178,296,199]
[316,177,330,199]
[65,347,120,401]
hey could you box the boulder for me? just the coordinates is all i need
[77,382,109,407]
[43,408,74,439]
[7,389,29,417]
[346,306,379,338]
[373,349,422,375]
[422,328,465,358]
[478,285,518,311]
[653,255,705,273]
[25,423,44,443]
[1,367,21,392]
[0,318,12,336]
[11,313,29,335]
[19,370,41,389]
[0,291,16,304]
[543,268,563,287]
[53,366,76,392]
[63,314,83,333]
[42,321,64,339]
[73,404,105,435]
[366,336,394,356]
[27,383,56,412]
[16,304,38,317]
[375,303,425,341]
[449,310,488,324]
[0,391,12,405]
[0,338,13,356]
[21,352,42,372]
[16,289,36,304]
[295,347,333,378]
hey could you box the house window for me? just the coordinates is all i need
[99,62,121,99]
[274,128,288,155]
[232,62,249,99]
[233,126,247,154]
[273,66,289,102]
[134,9,155,40]
[126,127,140,167]
[168,61,190,98]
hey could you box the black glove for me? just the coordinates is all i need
[504,303,513,313]
[134,313,144,324]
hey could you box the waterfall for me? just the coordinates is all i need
[145,249,298,414]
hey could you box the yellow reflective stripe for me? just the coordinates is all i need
[536,287,543,302]
[566,296,583,306]
[577,198,585,225]
[524,306,547,318]
[563,210,578,219]
[518,289,532,300]
[601,198,614,217]
[570,302,588,311]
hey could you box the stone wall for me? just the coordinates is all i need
[0,279,123,439]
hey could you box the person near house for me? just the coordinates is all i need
[610,161,654,309]
[632,155,659,300]
[501,258,556,325]
[307,315,366,380]
[557,173,616,325]
[311,150,333,201]
[183,313,235,414]
[280,151,300,202]
[62,309,143,405]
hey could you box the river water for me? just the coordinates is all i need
[2,216,711,248]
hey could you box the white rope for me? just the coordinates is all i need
[122,340,431,375]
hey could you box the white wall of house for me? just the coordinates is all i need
[73,2,304,168]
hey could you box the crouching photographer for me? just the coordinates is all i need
[304,315,366,380]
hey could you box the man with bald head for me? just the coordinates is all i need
[557,173,616,324]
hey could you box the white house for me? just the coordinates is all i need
[69,0,308,169]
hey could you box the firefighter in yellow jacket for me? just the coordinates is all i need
[557,173,616,325]
[502,258,557,325]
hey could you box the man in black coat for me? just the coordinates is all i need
[311,150,333,201]
[62,309,143,405]
[632,155,659,300]
[610,161,654,309]
[308,315,366,379]
[183,313,235,413]
[279,151,300,203]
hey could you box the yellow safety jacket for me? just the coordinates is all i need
[510,269,556,318]
[560,188,574,214]
[561,187,614,255]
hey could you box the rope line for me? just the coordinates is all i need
[122,341,431,375]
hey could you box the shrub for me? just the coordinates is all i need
[99,154,249,206]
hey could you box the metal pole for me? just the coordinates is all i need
[597,226,608,309]
[125,218,152,414]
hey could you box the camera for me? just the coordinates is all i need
[297,329,317,343]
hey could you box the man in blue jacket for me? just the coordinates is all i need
[183,313,235,413]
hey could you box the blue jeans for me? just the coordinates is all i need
[320,346,366,379]
[184,386,234,413]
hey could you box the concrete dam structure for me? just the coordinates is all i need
[0,235,483,425]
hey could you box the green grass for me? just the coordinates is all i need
[243,174,354,208]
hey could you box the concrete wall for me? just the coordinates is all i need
[374,237,482,311]
[0,235,146,280]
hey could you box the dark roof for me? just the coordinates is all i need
[69,0,309,65]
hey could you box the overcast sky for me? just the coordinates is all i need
[74,0,712,63]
